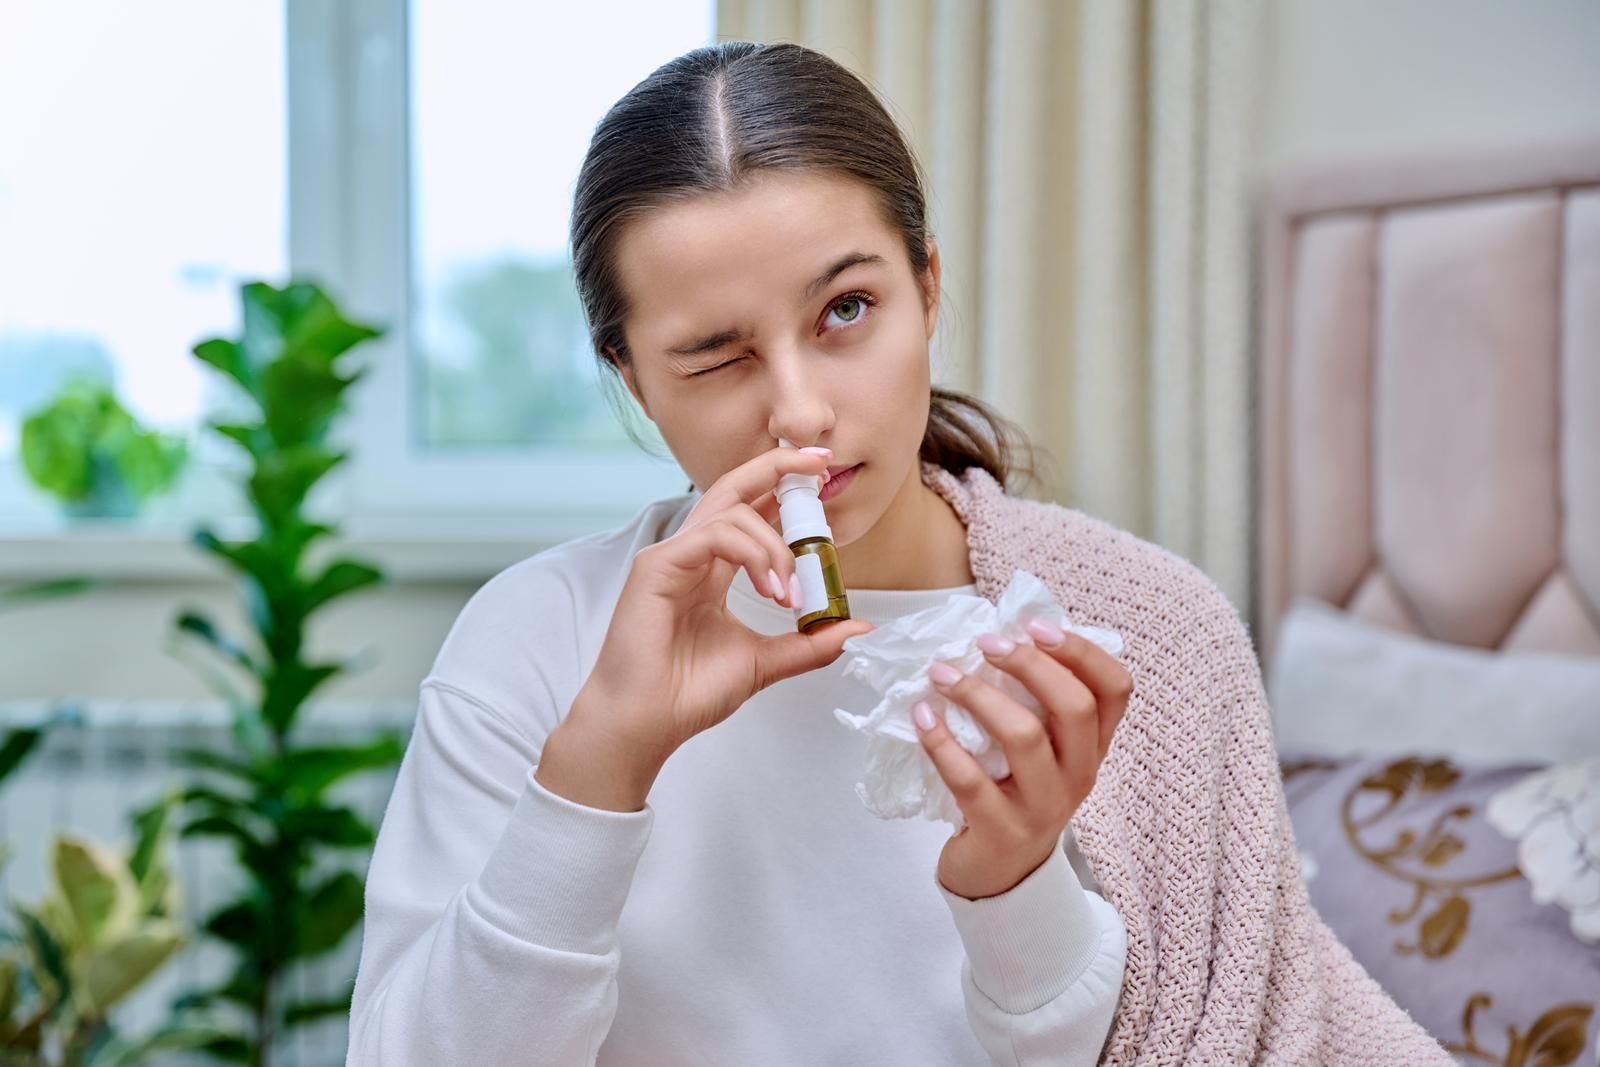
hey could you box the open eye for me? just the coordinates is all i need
[823,290,877,333]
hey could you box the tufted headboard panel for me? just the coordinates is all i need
[1255,137,1600,670]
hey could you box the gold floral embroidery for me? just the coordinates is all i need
[1442,995,1592,1066]
[1278,756,1597,1063]
[1335,757,1521,958]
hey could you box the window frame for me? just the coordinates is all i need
[290,0,689,544]
[0,0,696,575]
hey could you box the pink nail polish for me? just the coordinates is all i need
[928,662,962,686]
[767,568,786,602]
[976,633,1015,657]
[789,571,802,608]
[1026,617,1065,646]
[912,701,936,732]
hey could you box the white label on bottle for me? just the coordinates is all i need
[795,552,829,615]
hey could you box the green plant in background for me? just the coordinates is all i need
[0,797,219,1066]
[168,281,403,1066]
[20,380,188,519]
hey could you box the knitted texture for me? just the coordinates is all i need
[921,461,1453,1066]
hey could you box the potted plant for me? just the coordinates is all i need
[167,280,404,1066]
[20,380,187,520]
[0,792,220,1066]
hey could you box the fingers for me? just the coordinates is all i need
[753,616,874,689]
[687,445,832,530]
[1020,619,1134,762]
[974,637,1100,788]
[910,698,1011,828]
[652,517,783,604]
[719,504,797,606]
[925,661,1061,813]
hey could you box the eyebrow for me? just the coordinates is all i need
[665,251,887,357]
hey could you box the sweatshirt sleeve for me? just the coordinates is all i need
[345,678,652,1066]
[938,835,1127,1066]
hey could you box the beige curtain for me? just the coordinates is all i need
[716,0,1265,615]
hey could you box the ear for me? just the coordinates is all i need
[605,346,652,419]
[921,239,942,340]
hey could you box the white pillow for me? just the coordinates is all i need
[1266,596,1600,764]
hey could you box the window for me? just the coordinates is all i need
[306,0,714,535]
[0,1,286,531]
[1,0,714,543]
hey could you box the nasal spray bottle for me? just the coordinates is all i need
[776,438,851,632]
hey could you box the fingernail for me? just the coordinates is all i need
[912,700,936,732]
[767,568,786,602]
[976,633,1015,657]
[789,572,802,607]
[928,662,962,686]
[799,446,832,455]
[1026,618,1065,646]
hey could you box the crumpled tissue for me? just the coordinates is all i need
[831,569,1126,828]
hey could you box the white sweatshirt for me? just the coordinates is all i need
[347,491,1126,1066]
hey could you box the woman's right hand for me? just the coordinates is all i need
[538,445,875,808]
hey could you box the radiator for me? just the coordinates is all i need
[0,699,416,1067]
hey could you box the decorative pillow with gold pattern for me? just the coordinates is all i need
[1279,752,1600,1066]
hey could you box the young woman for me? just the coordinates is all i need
[347,41,1452,1067]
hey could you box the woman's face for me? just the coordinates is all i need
[610,169,940,548]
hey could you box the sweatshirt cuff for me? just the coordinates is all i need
[468,764,654,955]
[937,837,1105,1015]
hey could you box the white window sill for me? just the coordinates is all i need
[0,509,633,584]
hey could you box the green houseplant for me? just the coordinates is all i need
[168,281,404,1065]
[1,583,212,1065]
[0,796,216,1066]
[20,381,187,519]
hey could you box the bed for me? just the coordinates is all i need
[1254,136,1600,1063]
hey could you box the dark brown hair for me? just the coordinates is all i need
[568,40,1041,496]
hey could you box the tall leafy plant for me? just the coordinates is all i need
[169,282,403,1065]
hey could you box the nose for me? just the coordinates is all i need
[764,348,835,448]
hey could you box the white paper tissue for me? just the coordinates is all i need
[831,569,1126,828]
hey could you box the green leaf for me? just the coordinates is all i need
[82,921,184,1012]
[196,1031,254,1062]
[20,379,187,504]
[275,735,405,798]
[261,661,344,735]
[201,901,263,950]
[261,356,360,448]
[248,444,345,531]
[279,805,375,849]
[15,905,71,1006]
[126,795,174,888]
[179,815,265,855]
[291,870,364,960]
[303,559,384,614]
[282,988,354,1026]
[112,428,187,500]
[0,576,97,610]
[54,836,139,945]
[94,1022,235,1067]
[172,747,259,785]
[0,727,44,786]
[193,337,260,404]
[175,611,261,677]
[0,955,17,1026]
[209,420,270,461]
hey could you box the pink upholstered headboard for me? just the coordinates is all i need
[1255,137,1600,671]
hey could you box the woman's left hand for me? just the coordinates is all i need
[913,616,1134,901]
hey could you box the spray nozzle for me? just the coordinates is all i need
[774,437,833,543]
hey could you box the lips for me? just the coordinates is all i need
[823,464,856,484]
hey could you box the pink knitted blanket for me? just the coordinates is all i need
[922,461,1452,1065]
